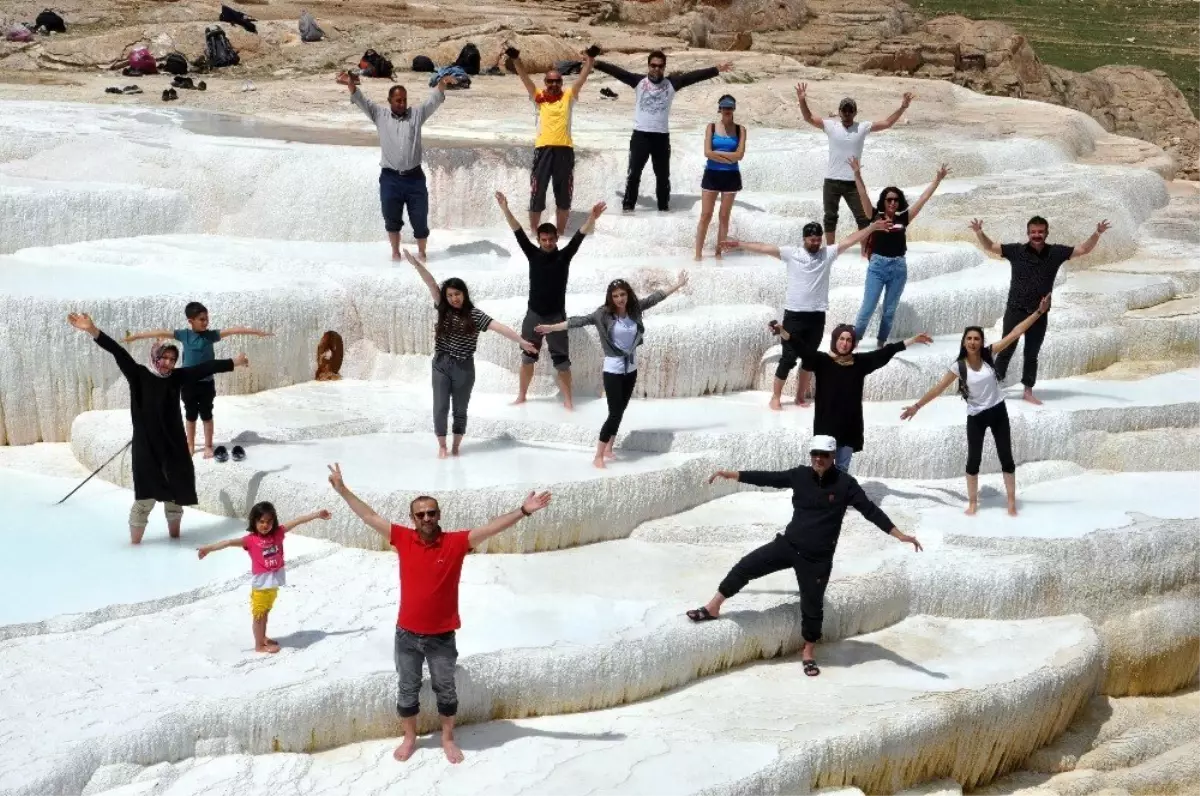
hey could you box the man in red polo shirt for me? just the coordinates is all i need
[326,463,552,764]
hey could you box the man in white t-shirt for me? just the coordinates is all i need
[796,83,913,245]
[722,217,889,410]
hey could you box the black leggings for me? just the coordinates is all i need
[600,370,638,443]
[718,535,833,643]
[966,401,1015,475]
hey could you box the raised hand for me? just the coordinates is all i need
[676,269,690,288]
[1037,294,1052,314]
[67,312,97,334]
[795,83,807,103]
[327,463,345,492]
[901,91,915,107]
[401,249,422,267]
[437,74,457,89]
[847,156,861,173]
[910,332,933,345]
[591,201,607,218]
[900,532,922,552]
[707,470,738,484]
[197,548,210,560]
[495,191,508,208]
[968,218,984,234]
[233,353,250,368]
[935,163,950,180]
[316,509,332,520]
[521,490,552,514]
[717,62,733,72]
[900,405,919,421]
[1095,219,1111,235]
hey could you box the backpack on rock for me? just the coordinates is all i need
[35,9,65,34]
[298,11,325,42]
[454,43,480,75]
[358,49,393,78]
[160,51,189,75]
[205,25,240,68]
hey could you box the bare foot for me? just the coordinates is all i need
[593,456,607,469]
[1022,389,1043,406]
[255,643,281,654]
[391,251,402,261]
[714,250,723,260]
[693,253,703,262]
[603,450,616,460]
[417,251,428,262]
[1007,502,1018,517]
[393,735,417,762]
[450,448,461,457]
[442,737,464,764]
[512,396,527,405]
[437,448,449,459]
[793,397,809,407]
[965,502,978,516]
[563,400,574,411]
[265,637,277,645]
[768,397,783,411]
[167,524,181,539]
[203,447,215,459]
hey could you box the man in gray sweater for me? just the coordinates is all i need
[341,70,457,261]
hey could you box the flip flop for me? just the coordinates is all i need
[686,607,718,623]
[105,86,122,94]
[802,659,820,677]
[213,445,229,463]
[231,445,245,462]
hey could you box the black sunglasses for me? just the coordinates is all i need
[810,450,833,458]
[649,62,665,69]
[414,509,440,519]
[545,78,563,84]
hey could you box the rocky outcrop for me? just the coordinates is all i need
[609,0,807,48]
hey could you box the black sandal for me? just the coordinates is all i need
[231,445,245,462]
[686,607,718,623]
[213,445,229,463]
[802,659,820,677]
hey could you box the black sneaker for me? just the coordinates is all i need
[600,87,618,99]
[231,445,246,462]
[172,76,195,89]
[168,87,178,101]
[105,86,122,94]
[122,85,142,94]
[197,80,207,91]
[213,445,229,462]
[161,89,171,102]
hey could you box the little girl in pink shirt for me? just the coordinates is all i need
[198,501,330,653]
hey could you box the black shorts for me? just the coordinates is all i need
[776,310,826,380]
[180,379,216,422]
[529,146,574,213]
[701,168,741,193]
[520,310,571,370]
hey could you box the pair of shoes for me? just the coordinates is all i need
[172,76,208,90]
[600,87,618,99]
[123,85,143,94]
[161,87,179,102]
[105,86,122,94]
[213,445,247,463]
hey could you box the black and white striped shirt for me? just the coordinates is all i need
[434,306,492,359]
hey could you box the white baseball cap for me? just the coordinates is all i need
[808,435,838,454]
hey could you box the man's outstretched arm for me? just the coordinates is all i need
[719,239,781,258]
[968,218,1004,257]
[1072,220,1111,258]
[870,91,914,132]
[468,491,552,547]
[326,463,390,540]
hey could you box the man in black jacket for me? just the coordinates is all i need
[594,51,731,212]
[686,435,921,676]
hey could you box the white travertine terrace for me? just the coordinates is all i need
[0,69,1196,796]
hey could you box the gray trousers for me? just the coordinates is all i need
[432,353,475,437]
[394,628,459,718]
[129,498,183,527]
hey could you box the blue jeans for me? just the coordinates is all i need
[379,168,430,238]
[854,254,908,343]
[835,445,854,473]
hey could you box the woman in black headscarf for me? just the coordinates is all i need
[68,312,249,543]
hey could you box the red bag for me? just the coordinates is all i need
[129,47,158,74]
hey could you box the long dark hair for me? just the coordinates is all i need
[247,501,280,534]
[436,277,477,339]
[604,278,642,319]
[955,326,996,401]
[875,186,909,219]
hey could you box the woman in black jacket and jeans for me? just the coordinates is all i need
[773,321,931,472]
[536,270,688,468]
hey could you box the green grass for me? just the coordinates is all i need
[908,0,1199,115]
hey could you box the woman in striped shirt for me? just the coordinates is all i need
[405,251,537,457]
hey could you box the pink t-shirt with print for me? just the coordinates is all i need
[243,525,288,587]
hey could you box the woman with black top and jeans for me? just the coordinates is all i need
[536,271,689,468]
[901,294,1051,515]
[772,321,932,472]
[848,157,949,347]
[404,251,537,458]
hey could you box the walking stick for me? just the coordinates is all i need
[56,440,132,505]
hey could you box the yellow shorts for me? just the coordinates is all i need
[250,588,278,618]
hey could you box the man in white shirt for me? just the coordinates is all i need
[722,217,889,410]
[796,83,913,245]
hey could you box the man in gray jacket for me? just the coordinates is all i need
[341,70,457,260]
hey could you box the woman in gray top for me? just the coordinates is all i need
[536,270,688,468]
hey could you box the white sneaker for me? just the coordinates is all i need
[241,79,256,92]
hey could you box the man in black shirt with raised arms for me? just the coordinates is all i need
[970,215,1110,405]
[686,435,922,677]
[496,191,606,409]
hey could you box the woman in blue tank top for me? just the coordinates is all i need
[695,94,746,261]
